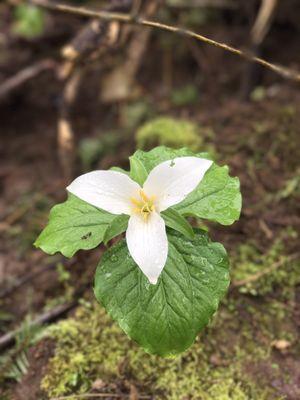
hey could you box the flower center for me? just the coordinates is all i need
[130,190,156,220]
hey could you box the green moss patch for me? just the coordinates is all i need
[136,117,204,151]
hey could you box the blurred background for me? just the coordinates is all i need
[0,0,300,399]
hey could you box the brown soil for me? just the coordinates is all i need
[12,339,55,400]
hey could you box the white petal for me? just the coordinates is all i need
[143,157,213,211]
[67,171,141,215]
[126,212,168,284]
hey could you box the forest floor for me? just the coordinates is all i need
[0,5,300,400]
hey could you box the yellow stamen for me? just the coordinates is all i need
[130,197,143,207]
[130,190,156,220]
[140,189,150,203]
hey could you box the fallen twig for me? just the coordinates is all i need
[50,393,151,399]
[0,300,77,351]
[0,59,57,101]
[0,255,76,298]
[0,263,53,298]
[30,0,300,82]
[167,0,238,9]
[0,180,64,228]
[231,252,300,288]
[1,193,45,227]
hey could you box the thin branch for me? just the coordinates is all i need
[0,263,54,298]
[57,68,82,180]
[60,0,133,64]
[30,0,300,82]
[101,0,159,102]
[0,301,77,351]
[0,255,75,298]
[231,252,300,288]
[0,59,56,101]
[167,0,238,9]
[50,394,151,400]
[251,0,278,45]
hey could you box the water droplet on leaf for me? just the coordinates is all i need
[110,254,118,262]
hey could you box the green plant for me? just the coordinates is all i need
[35,146,241,357]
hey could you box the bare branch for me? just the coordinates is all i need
[167,0,238,9]
[231,252,300,289]
[0,59,56,101]
[57,69,82,180]
[30,0,300,82]
[0,301,77,351]
[101,0,160,102]
[251,0,278,45]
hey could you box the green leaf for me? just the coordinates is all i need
[175,164,241,225]
[103,214,129,245]
[129,156,148,185]
[94,229,230,357]
[110,166,129,175]
[35,194,118,258]
[161,208,194,240]
[132,146,241,225]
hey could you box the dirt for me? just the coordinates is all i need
[12,339,55,400]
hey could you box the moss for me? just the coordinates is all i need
[231,231,300,297]
[41,298,281,399]
[136,117,204,151]
[41,306,125,396]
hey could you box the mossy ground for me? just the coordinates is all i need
[40,228,299,399]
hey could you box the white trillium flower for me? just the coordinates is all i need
[67,157,212,284]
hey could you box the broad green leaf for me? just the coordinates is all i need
[35,194,118,258]
[129,156,148,185]
[110,166,129,175]
[132,146,241,225]
[94,229,230,357]
[161,208,194,240]
[103,214,129,245]
[175,164,241,225]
